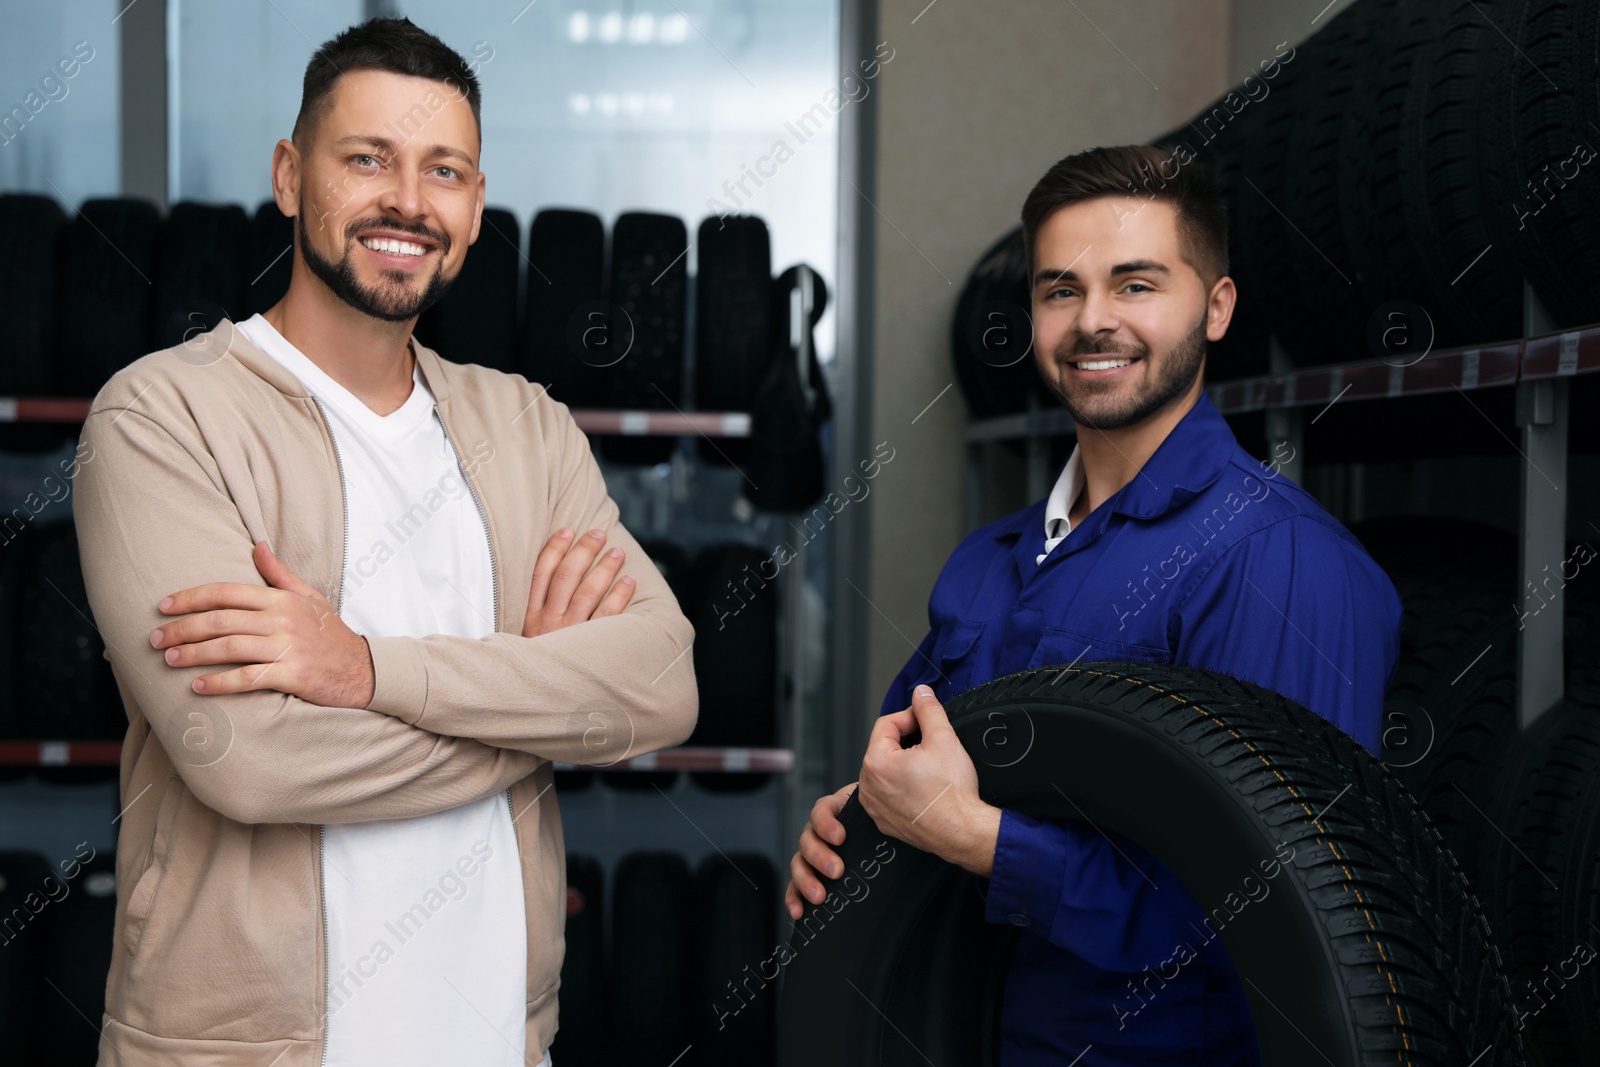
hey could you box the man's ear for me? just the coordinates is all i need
[1206,274,1237,342]
[468,170,486,247]
[270,137,303,221]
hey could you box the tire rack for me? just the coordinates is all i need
[0,402,811,883]
[962,285,1593,730]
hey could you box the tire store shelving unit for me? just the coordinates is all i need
[965,294,1588,729]
[0,192,830,1065]
[950,0,1600,1059]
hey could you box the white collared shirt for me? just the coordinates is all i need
[1037,444,1085,565]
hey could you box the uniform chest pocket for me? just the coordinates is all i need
[1026,626,1172,672]
[925,620,988,701]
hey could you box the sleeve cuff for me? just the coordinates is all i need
[982,807,1069,934]
[363,634,428,725]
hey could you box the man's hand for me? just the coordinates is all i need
[857,685,1002,877]
[785,780,858,920]
[151,540,375,707]
[523,527,636,637]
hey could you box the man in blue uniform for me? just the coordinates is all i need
[785,144,1403,1064]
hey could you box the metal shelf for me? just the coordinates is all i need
[0,741,123,766]
[1207,340,1522,417]
[571,410,750,438]
[964,406,1078,443]
[0,397,94,423]
[961,320,1598,442]
[556,746,795,773]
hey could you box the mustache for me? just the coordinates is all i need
[347,218,450,252]
[1054,339,1146,361]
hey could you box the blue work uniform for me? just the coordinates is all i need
[878,388,1403,1066]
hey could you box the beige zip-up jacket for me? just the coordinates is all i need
[71,318,698,1065]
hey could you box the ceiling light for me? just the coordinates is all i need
[660,13,689,43]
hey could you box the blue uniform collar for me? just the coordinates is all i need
[994,389,1238,551]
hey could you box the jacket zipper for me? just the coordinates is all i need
[433,403,500,662]
[433,402,522,864]
[310,395,347,1067]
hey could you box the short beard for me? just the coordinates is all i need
[296,205,454,323]
[1040,309,1207,432]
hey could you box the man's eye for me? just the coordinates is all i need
[1124,283,1151,293]
[1047,288,1075,300]
[434,166,460,180]
[351,154,380,168]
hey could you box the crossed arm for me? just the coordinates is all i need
[73,400,696,826]
[147,529,639,710]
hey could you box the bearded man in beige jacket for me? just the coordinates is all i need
[72,16,696,1066]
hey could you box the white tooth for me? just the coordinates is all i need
[1077,357,1133,371]
[363,235,428,256]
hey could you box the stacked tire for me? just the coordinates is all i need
[6,521,122,752]
[1478,671,1600,1064]
[1357,514,1600,1065]
[2,195,825,501]
[949,228,1053,418]
[57,198,160,398]
[955,0,1600,420]
[1218,0,1587,358]
[1357,517,1520,887]
[552,850,778,1066]
[415,207,522,374]
[686,542,779,791]
[0,195,67,398]
[0,847,116,1067]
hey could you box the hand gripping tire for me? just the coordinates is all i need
[774,663,1522,1066]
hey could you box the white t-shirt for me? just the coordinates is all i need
[237,315,536,1067]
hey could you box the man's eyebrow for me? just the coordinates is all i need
[331,134,476,168]
[1033,259,1171,287]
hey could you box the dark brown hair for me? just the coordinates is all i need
[1020,144,1229,290]
[292,17,482,150]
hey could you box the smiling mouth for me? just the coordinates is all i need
[357,234,436,258]
[1067,354,1142,371]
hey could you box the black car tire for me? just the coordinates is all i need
[775,662,1521,1066]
